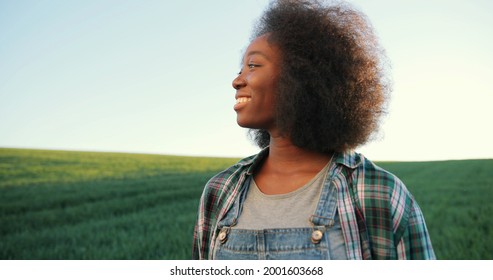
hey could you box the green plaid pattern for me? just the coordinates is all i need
[192,148,435,260]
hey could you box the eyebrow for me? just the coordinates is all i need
[238,50,272,67]
[245,50,270,61]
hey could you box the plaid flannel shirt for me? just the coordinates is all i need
[192,148,435,260]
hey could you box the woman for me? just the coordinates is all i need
[193,0,435,260]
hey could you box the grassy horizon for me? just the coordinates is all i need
[1,148,492,259]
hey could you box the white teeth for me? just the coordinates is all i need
[236,97,252,104]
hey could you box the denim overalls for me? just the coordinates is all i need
[213,175,347,260]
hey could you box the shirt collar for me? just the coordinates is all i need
[237,147,362,174]
[334,150,363,169]
[243,147,269,175]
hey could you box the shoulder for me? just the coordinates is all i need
[356,153,418,235]
[205,154,256,189]
[337,152,433,258]
[200,153,258,204]
[345,151,409,200]
[338,151,414,220]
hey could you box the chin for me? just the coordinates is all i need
[236,116,273,130]
[236,117,250,128]
[236,121,252,128]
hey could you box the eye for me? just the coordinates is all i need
[237,63,260,75]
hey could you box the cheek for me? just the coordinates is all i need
[264,79,278,108]
[248,72,279,108]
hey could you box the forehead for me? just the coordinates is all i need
[243,34,280,61]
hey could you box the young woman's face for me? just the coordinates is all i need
[232,34,281,132]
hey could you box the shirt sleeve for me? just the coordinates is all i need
[192,171,230,260]
[192,219,203,259]
[395,200,436,259]
[192,180,214,260]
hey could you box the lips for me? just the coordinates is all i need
[234,96,251,110]
[235,97,252,104]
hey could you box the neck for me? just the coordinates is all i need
[266,134,332,172]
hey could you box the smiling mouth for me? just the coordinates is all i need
[236,97,252,104]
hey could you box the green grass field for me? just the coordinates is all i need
[1,148,492,259]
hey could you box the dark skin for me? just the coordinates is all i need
[233,34,332,195]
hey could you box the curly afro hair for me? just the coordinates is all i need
[247,0,391,153]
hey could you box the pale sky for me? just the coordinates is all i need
[1,0,492,161]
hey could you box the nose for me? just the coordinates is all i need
[232,75,246,90]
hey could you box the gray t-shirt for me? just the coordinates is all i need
[235,162,331,229]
